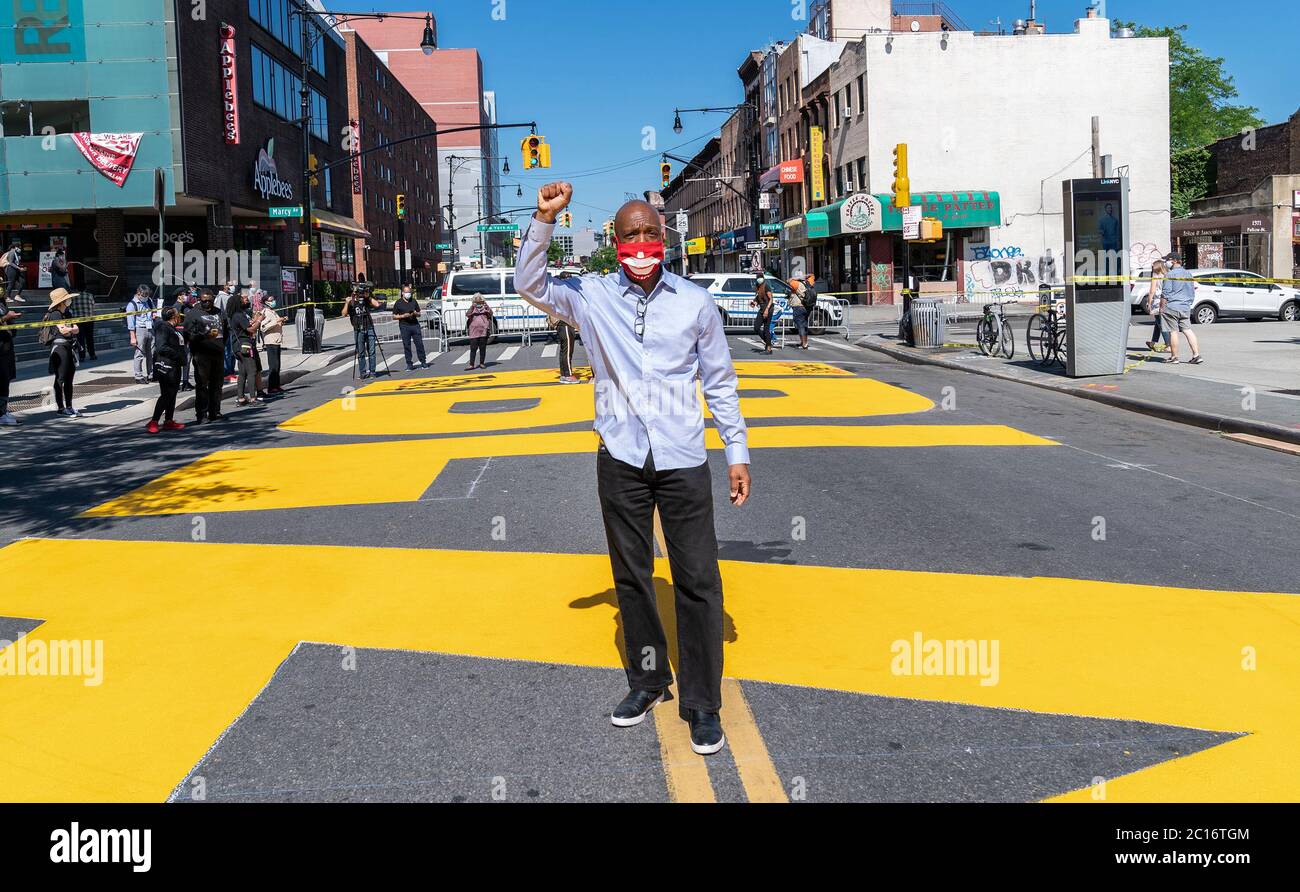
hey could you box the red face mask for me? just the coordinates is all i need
[616,240,665,283]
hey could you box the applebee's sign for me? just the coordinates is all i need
[253,139,294,201]
[220,23,240,145]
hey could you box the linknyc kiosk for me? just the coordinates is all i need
[1062,177,1131,377]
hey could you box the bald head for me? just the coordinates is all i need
[614,200,662,243]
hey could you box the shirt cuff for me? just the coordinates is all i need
[724,441,750,467]
[526,217,555,243]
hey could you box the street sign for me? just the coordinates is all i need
[760,223,782,234]
[269,206,303,219]
[478,223,519,233]
[676,211,688,234]
[435,242,452,250]
[902,205,922,240]
[745,241,768,251]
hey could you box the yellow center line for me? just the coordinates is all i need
[721,677,789,803]
[653,689,716,803]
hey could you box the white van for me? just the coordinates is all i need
[438,267,552,338]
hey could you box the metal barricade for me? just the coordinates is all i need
[909,297,946,347]
[421,305,445,353]
[367,311,401,347]
[814,296,852,340]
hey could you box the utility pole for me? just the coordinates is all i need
[296,4,316,349]
[1091,116,1102,178]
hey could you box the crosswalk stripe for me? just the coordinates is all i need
[738,337,763,349]
[453,350,471,364]
[323,361,353,377]
[541,344,557,358]
[497,346,520,361]
[816,338,860,352]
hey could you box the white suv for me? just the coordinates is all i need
[1129,267,1299,324]
[687,273,845,333]
[438,267,552,338]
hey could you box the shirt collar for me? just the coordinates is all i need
[618,266,678,299]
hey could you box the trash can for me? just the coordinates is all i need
[909,297,945,347]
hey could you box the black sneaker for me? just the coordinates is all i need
[682,708,726,755]
[610,688,671,727]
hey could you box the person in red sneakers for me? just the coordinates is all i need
[147,307,186,433]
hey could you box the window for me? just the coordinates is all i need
[0,100,89,136]
[450,272,502,296]
[251,44,328,140]
[248,0,325,73]
[722,277,755,293]
[856,76,865,115]
[857,158,866,191]
[844,82,853,118]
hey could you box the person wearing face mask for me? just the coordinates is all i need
[184,290,227,424]
[392,284,428,371]
[258,292,286,394]
[146,307,186,434]
[515,181,751,757]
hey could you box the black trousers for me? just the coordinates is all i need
[76,320,96,359]
[50,346,75,410]
[400,323,426,367]
[556,321,576,377]
[468,336,488,367]
[192,349,224,420]
[596,447,724,715]
[265,344,282,390]
[152,369,180,423]
[0,369,10,415]
[753,314,773,348]
[235,348,257,401]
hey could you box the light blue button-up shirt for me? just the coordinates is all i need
[515,217,749,471]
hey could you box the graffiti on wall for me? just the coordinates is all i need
[965,242,1165,301]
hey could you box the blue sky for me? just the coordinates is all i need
[360,0,1299,225]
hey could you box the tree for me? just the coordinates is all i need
[1116,21,1264,153]
[585,245,616,275]
[547,240,565,265]
[1116,21,1265,216]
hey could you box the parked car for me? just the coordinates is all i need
[687,272,845,334]
[1128,267,1299,324]
[438,267,551,340]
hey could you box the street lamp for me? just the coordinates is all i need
[668,104,761,270]
[502,158,510,174]
[290,4,436,351]
[420,13,436,54]
[672,110,684,134]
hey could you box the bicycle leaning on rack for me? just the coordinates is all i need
[1026,300,1067,368]
[975,302,1015,358]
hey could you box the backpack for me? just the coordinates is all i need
[38,314,54,346]
[799,282,817,313]
[0,251,12,270]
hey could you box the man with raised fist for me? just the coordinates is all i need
[516,181,751,756]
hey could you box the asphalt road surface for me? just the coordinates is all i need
[2,330,1296,803]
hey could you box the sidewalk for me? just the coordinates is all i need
[859,316,1300,446]
[3,316,357,428]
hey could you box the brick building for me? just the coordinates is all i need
[346,19,503,267]
[339,28,441,287]
[1174,109,1300,280]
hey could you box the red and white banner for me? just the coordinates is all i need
[349,120,363,195]
[220,23,240,145]
[69,132,143,187]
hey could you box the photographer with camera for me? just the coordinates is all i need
[342,286,384,379]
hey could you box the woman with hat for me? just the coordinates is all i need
[43,287,81,417]
[465,293,494,370]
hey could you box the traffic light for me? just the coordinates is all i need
[919,218,943,241]
[891,143,910,209]
[559,211,572,228]
[308,154,320,187]
[396,193,406,219]
[660,162,671,189]
[522,135,551,169]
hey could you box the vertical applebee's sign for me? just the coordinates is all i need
[220,23,240,145]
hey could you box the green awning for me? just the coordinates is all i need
[807,191,1001,239]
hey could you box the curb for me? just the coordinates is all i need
[857,336,1300,448]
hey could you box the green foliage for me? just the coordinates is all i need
[1170,146,1213,218]
[585,245,617,275]
[547,240,566,265]
[1115,21,1265,153]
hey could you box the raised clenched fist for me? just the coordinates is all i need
[536,182,573,224]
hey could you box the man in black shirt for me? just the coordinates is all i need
[184,291,227,423]
[392,285,427,371]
